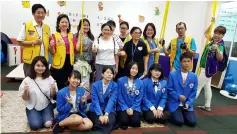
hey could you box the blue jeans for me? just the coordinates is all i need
[171,106,196,126]
[26,103,54,130]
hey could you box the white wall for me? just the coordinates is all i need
[0,1,213,53]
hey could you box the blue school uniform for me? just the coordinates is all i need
[89,80,118,115]
[56,86,87,123]
[117,76,144,112]
[167,70,198,112]
[141,78,167,111]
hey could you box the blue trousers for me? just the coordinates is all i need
[171,106,196,126]
[26,103,54,130]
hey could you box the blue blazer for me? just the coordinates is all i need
[167,70,198,112]
[56,86,87,123]
[117,76,144,112]
[89,80,118,116]
[141,78,167,111]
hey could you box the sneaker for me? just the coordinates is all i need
[198,106,211,112]
[53,123,64,134]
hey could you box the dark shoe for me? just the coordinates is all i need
[53,123,64,134]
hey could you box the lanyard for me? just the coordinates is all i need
[132,44,137,61]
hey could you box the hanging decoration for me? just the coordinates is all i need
[57,1,67,7]
[118,14,123,23]
[154,7,160,16]
[22,1,30,8]
[138,15,145,22]
[98,2,103,11]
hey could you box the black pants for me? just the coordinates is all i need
[87,112,116,134]
[117,110,141,129]
[143,110,167,124]
[50,55,73,90]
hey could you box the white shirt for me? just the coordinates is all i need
[102,81,110,95]
[18,76,58,111]
[93,37,119,65]
[70,94,78,113]
[179,72,188,106]
[150,79,163,111]
[113,34,124,49]
[17,20,51,56]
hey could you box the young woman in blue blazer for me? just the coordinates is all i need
[53,70,92,133]
[88,66,118,134]
[117,61,144,129]
[142,63,167,124]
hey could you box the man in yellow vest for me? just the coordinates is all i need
[17,4,50,77]
[163,22,196,71]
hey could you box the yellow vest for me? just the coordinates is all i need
[170,36,193,70]
[120,35,132,68]
[52,32,74,69]
[141,36,160,63]
[23,21,50,64]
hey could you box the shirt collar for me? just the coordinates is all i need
[32,20,43,27]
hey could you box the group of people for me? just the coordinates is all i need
[17,3,227,134]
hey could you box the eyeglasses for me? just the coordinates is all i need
[177,27,185,31]
[132,32,141,35]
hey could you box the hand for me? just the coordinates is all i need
[115,67,118,76]
[153,48,160,53]
[49,39,55,49]
[65,94,73,104]
[50,81,56,92]
[152,109,158,118]
[34,39,42,45]
[24,81,29,92]
[211,17,215,23]
[184,104,189,110]
[179,95,186,102]
[143,70,148,75]
[212,44,218,51]
[126,108,133,116]
[103,115,109,124]
[159,39,165,46]
[157,109,163,118]
[99,115,105,124]
[92,46,97,53]
[80,95,87,103]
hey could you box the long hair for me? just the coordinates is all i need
[77,18,95,41]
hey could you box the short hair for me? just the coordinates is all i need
[180,52,193,61]
[143,23,156,39]
[120,21,129,29]
[32,4,46,14]
[126,61,139,77]
[56,14,71,33]
[68,70,81,81]
[28,56,50,79]
[102,66,115,75]
[176,22,187,29]
[147,63,164,80]
[214,26,226,35]
[107,20,116,28]
[130,27,142,35]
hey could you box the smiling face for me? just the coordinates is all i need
[59,17,69,31]
[102,25,111,38]
[132,29,141,40]
[33,8,46,23]
[151,69,161,80]
[146,25,155,39]
[68,74,80,88]
[102,68,114,81]
[130,64,138,77]
[176,23,186,37]
[34,61,46,75]
[120,23,128,35]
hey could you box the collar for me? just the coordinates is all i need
[151,78,158,83]
[32,20,43,27]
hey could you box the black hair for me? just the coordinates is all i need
[28,56,50,79]
[98,23,112,38]
[214,26,226,35]
[143,23,156,39]
[68,70,81,81]
[180,52,193,61]
[102,66,115,75]
[176,22,187,29]
[147,63,164,80]
[77,19,95,41]
[120,21,129,29]
[32,4,46,14]
[107,20,116,27]
[126,61,139,77]
[56,14,71,33]
[130,27,142,35]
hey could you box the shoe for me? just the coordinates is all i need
[198,106,211,112]
[53,123,64,134]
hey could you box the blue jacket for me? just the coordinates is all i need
[117,76,144,112]
[141,78,167,111]
[56,86,87,123]
[167,70,198,112]
[89,80,118,116]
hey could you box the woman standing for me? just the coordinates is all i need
[92,23,119,81]
[49,14,76,90]
[116,61,144,129]
[18,56,57,130]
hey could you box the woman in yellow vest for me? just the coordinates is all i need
[116,21,132,79]
[49,14,77,90]
[141,23,161,70]
[17,4,50,77]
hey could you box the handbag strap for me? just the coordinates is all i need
[33,79,51,102]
